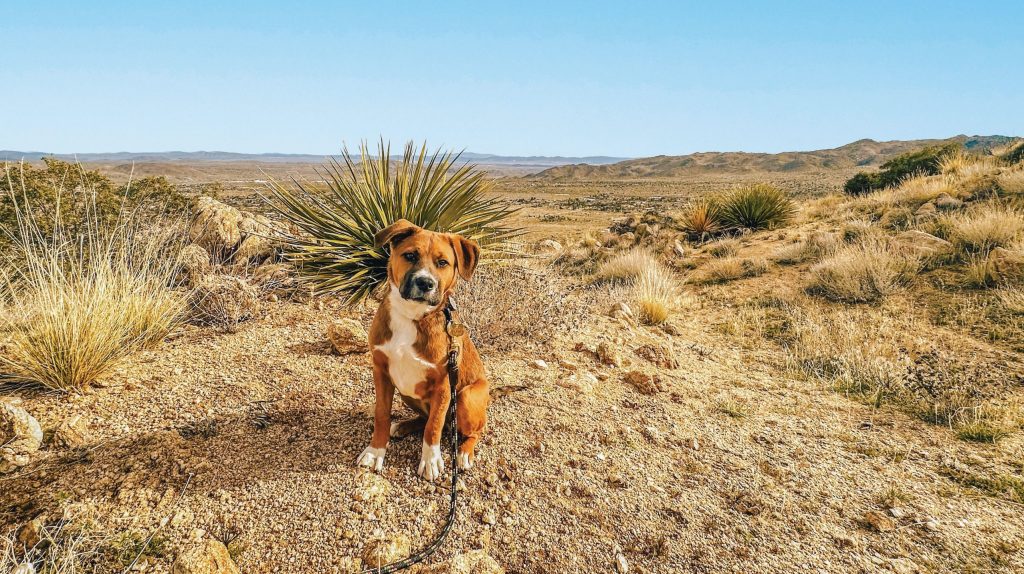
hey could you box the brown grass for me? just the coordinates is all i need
[632,266,678,324]
[700,257,768,284]
[809,241,919,302]
[594,248,659,284]
[946,205,1024,255]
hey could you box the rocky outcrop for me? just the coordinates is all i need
[0,399,43,473]
[326,319,369,355]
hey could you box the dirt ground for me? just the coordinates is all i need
[2,169,1024,574]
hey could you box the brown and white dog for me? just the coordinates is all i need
[356,219,490,480]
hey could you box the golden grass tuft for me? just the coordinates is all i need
[946,205,1024,255]
[997,286,1024,314]
[594,248,659,283]
[0,179,185,391]
[809,240,919,302]
[632,266,678,324]
[706,237,740,258]
[774,231,838,264]
[700,257,768,284]
[997,169,1024,196]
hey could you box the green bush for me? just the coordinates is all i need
[266,141,519,304]
[1,158,191,243]
[843,142,961,196]
[719,184,795,230]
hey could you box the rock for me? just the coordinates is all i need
[914,201,937,220]
[619,232,636,244]
[327,319,369,355]
[361,536,411,569]
[990,247,1024,282]
[889,558,919,574]
[934,193,963,210]
[251,262,299,298]
[861,510,895,533]
[188,275,260,329]
[530,359,548,370]
[634,223,651,237]
[609,302,634,320]
[421,550,504,574]
[672,239,687,258]
[892,230,952,258]
[12,564,35,574]
[615,553,629,573]
[17,515,46,548]
[536,239,562,253]
[171,540,240,574]
[176,244,211,283]
[888,507,908,519]
[231,235,272,265]
[53,415,91,448]
[923,520,940,532]
[557,358,579,371]
[481,509,497,525]
[188,196,244,255]
[634,343,679,369]
[623,371,661,395]
[596,342,623,367]
[0,400,43,473]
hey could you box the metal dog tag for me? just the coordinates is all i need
[447,322,468,338]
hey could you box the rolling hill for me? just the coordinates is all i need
[530,135,1018,180]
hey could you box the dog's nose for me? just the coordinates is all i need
[414,275,436,292]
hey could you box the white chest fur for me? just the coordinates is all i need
[375,286,436,399]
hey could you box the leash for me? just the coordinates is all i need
[361,297,461,573]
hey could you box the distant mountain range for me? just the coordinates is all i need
[529,135,1019,180]
[0,149,628,168]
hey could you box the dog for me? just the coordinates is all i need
[356,219,490,480]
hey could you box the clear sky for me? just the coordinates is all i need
[2,1,1022,157]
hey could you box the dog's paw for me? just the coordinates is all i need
[417,442,445,481]
[356,446,386,471]
[456,451,474,470]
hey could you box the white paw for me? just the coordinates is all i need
[417,441,445,481]
[356,446,386,471]
[389,421,402,438]
[457,452,474,470]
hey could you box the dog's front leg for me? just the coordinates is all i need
[356,363,394,471]
[418,383,451,481]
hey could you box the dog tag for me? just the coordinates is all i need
[447,322,468,338]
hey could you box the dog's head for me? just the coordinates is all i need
[374,219,479,307]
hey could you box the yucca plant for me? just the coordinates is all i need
[265,141,519,304]
[679,200,723,240]
[720,184,795,230]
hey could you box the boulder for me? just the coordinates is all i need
[171,540,240,574]
[188,196,244,255]
[596,342,623,367]
[53,414,92,449]
[326,319,369,355]
[623,371,662,395]
[361,536,410,570]
[934,193,963,211]
[232,235,274,265]
[177,244,211,283]
[536,239,563,253]
[188,275,260,329]
[990,247,1024,282]
[892,230,952,259]
[914,201,937,220]
[0,400,43,473]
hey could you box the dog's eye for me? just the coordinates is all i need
[436,259,449,268]
[402,251,419,262]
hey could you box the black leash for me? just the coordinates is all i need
[361,298,461,573]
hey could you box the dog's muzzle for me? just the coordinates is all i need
[401,269,440,305]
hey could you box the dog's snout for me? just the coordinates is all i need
[414,275,436,292]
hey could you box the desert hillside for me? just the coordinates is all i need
[2,140,1024,574]
[532,135,1017,180]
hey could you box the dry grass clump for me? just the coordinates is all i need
[774,231,838,264]
[809,240,919,303]
[840,219,884,244]
[997,286,1024,314]
[457,262,587,350]
[594,248,658,283]
[996,169,1024,196]
[0,191,185,391]
[632,266,678,325]
[700,257,768,284]
[946,206,1024,255]
[705,237,740,258]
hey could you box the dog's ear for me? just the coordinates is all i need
[451,235,480,280]
[374,219,420,249]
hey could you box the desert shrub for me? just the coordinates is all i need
[719,184,795,230]
[809,241,919,303]
[843,142,961,196]
[553,243,608,276]
[457,262,587,350]
[878,206,914,230]
[946,206,1024,255]
[1,158,190,244]
[678,200,723,240]
[706,237,739,257]
[840,219,882,243]
[594,248,658,283]
[632,267,678,325]
[997,170,1024,196]
[700,257,768,284]
[0,189,185,391]
[266,141,518,304]
[962,256,998,289]
[187,274,260,332]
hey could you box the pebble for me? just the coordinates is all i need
[482,510,497,525]
[531,359,548,370]
[615,553,629,573]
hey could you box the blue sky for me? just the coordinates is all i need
[2,1,1022,157]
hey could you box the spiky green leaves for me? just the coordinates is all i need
[265,141,519,304]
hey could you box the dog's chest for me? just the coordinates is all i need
[375,314,434,399]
